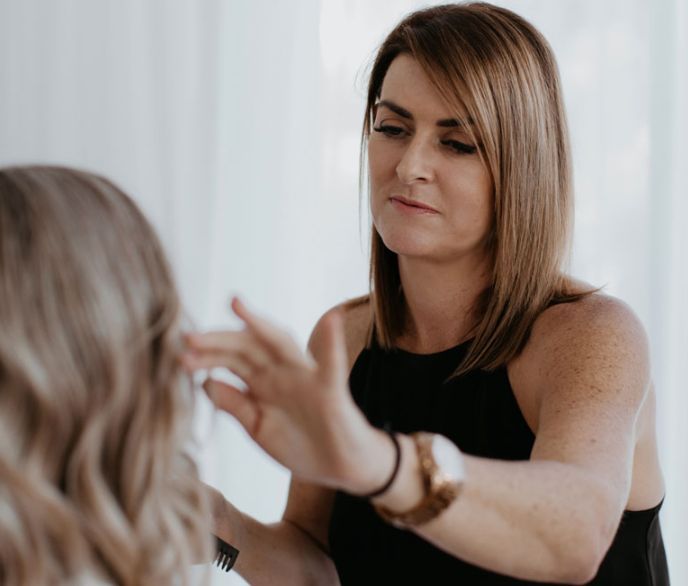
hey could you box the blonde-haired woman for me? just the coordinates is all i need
[0,166,212,585]
[187,3,669,584]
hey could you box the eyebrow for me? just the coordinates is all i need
[376,99,472,128]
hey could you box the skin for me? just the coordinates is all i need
[184,55,665,584]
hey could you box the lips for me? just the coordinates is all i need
[389,195,439,213]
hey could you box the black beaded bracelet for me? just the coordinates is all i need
[359,424,401,500]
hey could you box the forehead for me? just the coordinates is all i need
[379,54,465,120]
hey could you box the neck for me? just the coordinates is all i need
[396,252,491,354]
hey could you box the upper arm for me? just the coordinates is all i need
[282,478,337,552]
[524,295,650,507]
[281,296,372,550]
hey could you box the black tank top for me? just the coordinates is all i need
[328,339,670,585]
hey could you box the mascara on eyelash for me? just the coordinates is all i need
[373,126,477,154]
[373,124,404,134]
[442,140,477,154]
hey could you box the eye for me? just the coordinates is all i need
[372,124,407,138]
[440,139,477,155]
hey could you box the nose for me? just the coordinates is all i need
[395,135,435,184]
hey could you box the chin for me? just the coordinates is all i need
[377,226,437,258]
[376,225,488,265]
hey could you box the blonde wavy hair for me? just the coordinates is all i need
[363,2,593,373]
[0,166,211,584]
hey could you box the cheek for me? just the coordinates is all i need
[445,166,494,229]
[368,142,393,218]
[368,139,399,186]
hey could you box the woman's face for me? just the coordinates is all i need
[368,54,494,265]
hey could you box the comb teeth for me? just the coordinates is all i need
[214,535,239,572]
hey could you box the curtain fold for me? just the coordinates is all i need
[649,1,688,583]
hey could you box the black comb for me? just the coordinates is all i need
[214,535,239,572]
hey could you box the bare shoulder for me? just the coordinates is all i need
[308,295,372,371]
[525,289,648,359]
[511,291,651,430]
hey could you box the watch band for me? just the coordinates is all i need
[374,432,463,528]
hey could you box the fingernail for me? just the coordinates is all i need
[231,296,248,315]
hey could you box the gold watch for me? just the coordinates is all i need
[374,432,464,528]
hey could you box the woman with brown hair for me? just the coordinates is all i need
[0,166,212,584]
[187,3,669,584]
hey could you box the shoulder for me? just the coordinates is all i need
[308,295,372,371]
[528,291,648,360]
[512,290,650,424]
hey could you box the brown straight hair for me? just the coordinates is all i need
[362,2,593,374]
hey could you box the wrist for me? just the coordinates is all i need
[341,424,402,495]
[351,425,402,498]
[210,488,243,548]
[371,433,424,510]
[373,433,465,529]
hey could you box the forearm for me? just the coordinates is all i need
[372,436,623,584]
[213,494,339,586]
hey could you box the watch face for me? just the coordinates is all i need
[431,434,465,484]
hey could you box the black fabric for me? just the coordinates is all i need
[328,340,670,585]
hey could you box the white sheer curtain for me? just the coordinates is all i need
[0,0,226,322]
[650,0,688,582]
[0,1,685,584]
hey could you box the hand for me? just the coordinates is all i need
[183,298,379,492]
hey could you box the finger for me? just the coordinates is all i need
[185,330,253,354]
[231,297,302,363]
[182,352,241,379]
[318,310,348,384]
[182,343,272,377]
[184,350,256,383]
[184,329,273,370]
[203,378,260,434]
